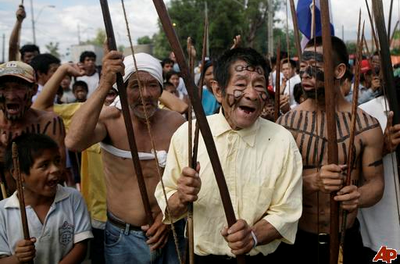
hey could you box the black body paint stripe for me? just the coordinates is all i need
[305,111,316,166]
[342,112,350,135]
[42,121,51,134]
[290,111,297,128]
[52,117,57,135]
[368,159,383,167]
[299,111,309,152]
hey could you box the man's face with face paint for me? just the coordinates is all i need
[300,46,325,94]
[215,60,268,130]
[0,77,35,120]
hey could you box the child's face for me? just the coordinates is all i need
[73,86,88,102]
[23,148,62,198]
[165,85,179,97]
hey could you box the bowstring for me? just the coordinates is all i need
[121,1,183,263]
[311,1,322,262]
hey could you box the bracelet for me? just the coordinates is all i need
[250,230,258,248]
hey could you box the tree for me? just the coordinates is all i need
[45,42,60,58]
[153,0,281,59]
[272,28,297,58]
[137,36,152,45]
[345,42,357,55]
[83,29,106,46]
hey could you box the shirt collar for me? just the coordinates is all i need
[213,109,260,147]
[4,185,70,209]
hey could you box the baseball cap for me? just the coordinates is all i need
[360,59,371,74]
[0,61,36,83]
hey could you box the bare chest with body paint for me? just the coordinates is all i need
[278,108,383,233]
[278,109,380,185]
[0,109,66,193]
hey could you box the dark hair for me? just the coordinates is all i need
[5,133,59,175]
[342,69,354,82]
[165,70,179,82]
[161,58,174,67]
[305,36,349,69]
[72,81,88,93]
[293,83,305,104]
[201,60,213,78]
[29,53,60,75]
[213,47,269,94]
[79,51,96,63]
[163,81,174,89]
[19,44,40,58]
[281,58,297,69]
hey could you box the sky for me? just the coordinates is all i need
[0,0,399,62]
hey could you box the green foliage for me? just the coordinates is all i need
[345,42,357,55]
[83,29,106,46]
[153,30,170,59]
[153,0,281,60]
[391,47,400,56]
[118,45,125,52]
[273,28,297,58]
[45,42,60,58]
[137,36,153,45]
[393,30,400,40]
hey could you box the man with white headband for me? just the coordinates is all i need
[66,50,186,264]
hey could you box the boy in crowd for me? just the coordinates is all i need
[72,81,89,103]
[0,133,93,264]
[76,51,100,98]
[29,54,60,102]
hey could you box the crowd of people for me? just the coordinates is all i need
[0,3,399,264]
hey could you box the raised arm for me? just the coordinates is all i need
[65,50,124,151]
[32,63,85,111]
[8,5,25,61]
[159,90,188,114]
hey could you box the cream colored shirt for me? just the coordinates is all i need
[155,111,303,257]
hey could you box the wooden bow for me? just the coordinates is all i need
[13,142,34,264]
[99,0,154,226]
[274,40,281,122]
[340,13,364,254]
[187,16,209,264]
[372,0,400,182]
[152,1,246,263]
[289,0,302,61]
[365,0,380,52]
[319,1,340,264]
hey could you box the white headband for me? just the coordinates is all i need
[113,53,163,89]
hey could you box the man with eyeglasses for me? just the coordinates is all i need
[155,47,303,264]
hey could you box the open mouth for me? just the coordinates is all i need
[6,103,21,114]
[301,83,314,91]
[106,94,116,100]
[238,105,256,114]
[47,179,59,188]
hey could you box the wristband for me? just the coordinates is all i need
[251,230,258,248]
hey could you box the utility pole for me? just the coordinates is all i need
[342,25,344,41]
[267,0,274,56]
[78,23,81,45]
[30,0,36,45]
[2,34,5,62]
[205,1,209,57]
